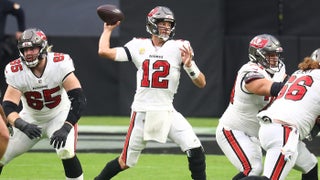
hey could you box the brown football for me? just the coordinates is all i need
[97,4,124,25]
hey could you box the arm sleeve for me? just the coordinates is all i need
[114,47,129,62]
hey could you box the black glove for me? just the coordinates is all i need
[14,118,42,139]
[307,124,320,141]
[7,123,13,136]
[50,123,73,149]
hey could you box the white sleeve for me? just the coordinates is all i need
[115,47,129,62]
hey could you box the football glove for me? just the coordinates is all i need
[50,123,72,149]
[14,118,42,139]
[7,123,13,136]
[307,124,320,141]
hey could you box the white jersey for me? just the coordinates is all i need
[4,52,74,122]
[258,69,320,140]
[121,38,189,111]
[219,61,286,137]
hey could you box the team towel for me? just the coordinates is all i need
[143,111,173,143]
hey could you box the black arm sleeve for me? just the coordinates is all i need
[270,82,285,96]
[283,75,290,83]
[2,100,19,117]
[66,88,87,125]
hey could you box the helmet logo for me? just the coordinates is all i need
[148,7,159,17]
[250,37,268,49]
[36,31,47,41]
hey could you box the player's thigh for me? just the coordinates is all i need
[121,111,146,167]
[260,123,297,179]
[45,110,74,159]
[216,124,262,174]
[168,111,201,151]
[0,127,39,164]
[55,126,77,159]
[216,124,262,159]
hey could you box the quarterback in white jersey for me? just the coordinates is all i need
[245,49,320,180]
[0,28,86,180]
[125,37,187,111]
[95,6,207,180]
[216,34,289,179]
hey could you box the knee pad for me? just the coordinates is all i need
[57,148,75,159]
[186,147,206,180]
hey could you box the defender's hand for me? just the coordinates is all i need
[50,123,72,149]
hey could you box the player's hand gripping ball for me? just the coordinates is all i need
[97,4,124,25]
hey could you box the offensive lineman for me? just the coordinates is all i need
[242,49,320,180]
[216,34,289,179]
[0,28,87,180]
[95,6,207,180]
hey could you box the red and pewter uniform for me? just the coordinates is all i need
[114,38,202,167]
[257,69,319,180]
[0,52,78,164]
[216,61,286,176]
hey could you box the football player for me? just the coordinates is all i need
[95,6,207,180]
[0,28,87,180]
[242,49,320,180]
[216,34,289,179]
[0,105,9,160]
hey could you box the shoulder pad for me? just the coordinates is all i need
[244,71,265,84]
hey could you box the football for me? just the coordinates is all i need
[97,4,124,25]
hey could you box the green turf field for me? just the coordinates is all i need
[0,152,304,180]
[0,116,314,179]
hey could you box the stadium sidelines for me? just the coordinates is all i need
[78,125,216,135]
[30,125,220,154]
[29,125,320,156]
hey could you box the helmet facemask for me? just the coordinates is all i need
[18,28,48,68]
[257,49,283,74]
[146,6,176,41]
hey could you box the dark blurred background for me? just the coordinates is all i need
[5,0,320,117]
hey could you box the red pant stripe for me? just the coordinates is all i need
[222,128,252,175]
[270,125,291,179]
[121,112,136,164]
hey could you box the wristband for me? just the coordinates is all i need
[183,61,200,80]
[62,122,73,133]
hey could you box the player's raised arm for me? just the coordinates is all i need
[180,41,206,88]
[98,22,120,60]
